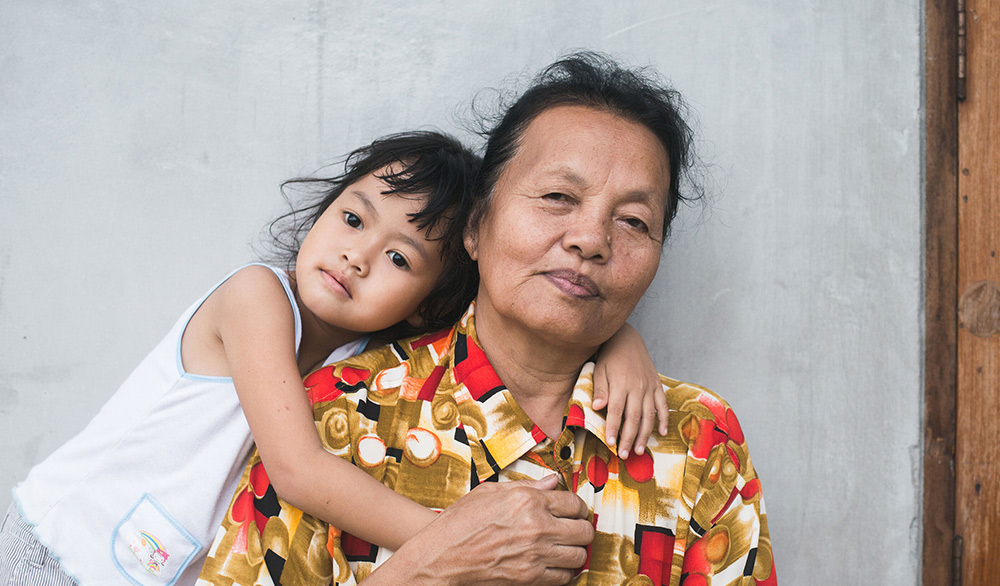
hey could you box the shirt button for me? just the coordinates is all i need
[560,446,572,460]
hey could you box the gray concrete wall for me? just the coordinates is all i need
[0,1,924,583]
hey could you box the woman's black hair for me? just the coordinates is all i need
[265,131,481,336]
[470,51,703,241]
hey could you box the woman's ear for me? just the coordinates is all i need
[405,311,425,327]
[463,226,479,261]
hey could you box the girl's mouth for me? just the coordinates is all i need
[321,269,352,298]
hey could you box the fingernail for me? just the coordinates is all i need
[636,446,644,455]
[607,436,616,446]
[619,449,628,459]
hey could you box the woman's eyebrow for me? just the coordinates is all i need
[541,166,588,187]
[543,166,662,203]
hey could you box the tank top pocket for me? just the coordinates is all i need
[111,494,201,586]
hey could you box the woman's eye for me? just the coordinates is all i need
[345,212,362,228]
[623,217,649,232]
[388,251,409,269]
[543,192,567,201]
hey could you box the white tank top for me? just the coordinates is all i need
[13,264,368,586]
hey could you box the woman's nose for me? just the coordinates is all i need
[562,211,611,261]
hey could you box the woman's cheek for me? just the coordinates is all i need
[613,248,660,298]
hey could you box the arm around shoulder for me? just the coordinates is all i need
[214,266,437,550]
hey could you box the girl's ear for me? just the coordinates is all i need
[463,226,479,261]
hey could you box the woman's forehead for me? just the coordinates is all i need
[502,105,671,201]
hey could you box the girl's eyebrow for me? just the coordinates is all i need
[398,233,430,263]
[350,190,379,218]
[350,190,430,263]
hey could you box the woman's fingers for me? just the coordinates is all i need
[525,474,560,491]
[543,489,591,522]
[546,543,591,571]
[537,567,577,586]
[413,479,592,585]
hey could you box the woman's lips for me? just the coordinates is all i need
[545,269,600,298]
[320,269,352,298]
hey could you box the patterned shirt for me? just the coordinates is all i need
[198,303,777,586]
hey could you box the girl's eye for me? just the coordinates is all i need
[345,212,362,228]
[388,251,409,269]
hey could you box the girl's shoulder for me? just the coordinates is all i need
[213,264,294,308]
[180,264,300,376]
[225,263,290,288]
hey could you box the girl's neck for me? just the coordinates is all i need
[472,304,597,438]
[289,274,364,375]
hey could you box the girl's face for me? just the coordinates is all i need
[295,169,446,337]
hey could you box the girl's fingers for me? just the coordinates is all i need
[653,385,669,435]
[605,390,625,448]
[592,369,609,411]
[617,393,643,459]
[633,392,657,455]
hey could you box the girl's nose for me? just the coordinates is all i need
[342,248,369,277]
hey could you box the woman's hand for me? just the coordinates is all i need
[363,476,594,586]
[593,322,668,459]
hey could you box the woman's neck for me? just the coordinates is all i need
[473,303,597,438]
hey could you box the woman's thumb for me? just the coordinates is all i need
[520,475,559,490]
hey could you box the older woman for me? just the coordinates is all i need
[200,53,775,586]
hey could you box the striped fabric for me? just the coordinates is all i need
[0,503,80,586]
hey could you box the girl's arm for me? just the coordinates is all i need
[592,322,669,459]
[185,265,435,550]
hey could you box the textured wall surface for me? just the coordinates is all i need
[0,1,923,583]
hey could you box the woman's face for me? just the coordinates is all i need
[466,104,671,351]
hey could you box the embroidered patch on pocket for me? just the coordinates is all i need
[112,494,201,586]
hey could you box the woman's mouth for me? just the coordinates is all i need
[320,269,352,298]
[545,269,600,298]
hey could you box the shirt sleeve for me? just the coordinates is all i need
[676,389,777,585]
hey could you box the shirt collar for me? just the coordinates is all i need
[450,303,613,483]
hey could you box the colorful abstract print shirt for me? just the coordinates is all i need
[198,304,776,586]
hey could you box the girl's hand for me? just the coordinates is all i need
[593,323,668,459]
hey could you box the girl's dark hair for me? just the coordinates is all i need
[265,131,482,336]
[470,51,703,241]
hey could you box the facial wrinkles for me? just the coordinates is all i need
[474,106,670,345]
[516,163,648,301]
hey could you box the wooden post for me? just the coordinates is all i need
[923,0,959,583]
[955,0,1000,582]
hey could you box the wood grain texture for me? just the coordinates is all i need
[924,1,959,584]
[956,0,1000,582]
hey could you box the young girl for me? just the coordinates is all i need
[1,131,666,586]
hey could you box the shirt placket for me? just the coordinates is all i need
[552,427,580,490]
